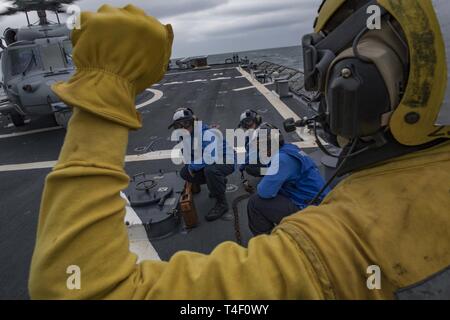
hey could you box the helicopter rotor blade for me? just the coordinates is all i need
[0,1,79,16]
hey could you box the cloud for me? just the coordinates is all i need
[74,0,226,19]
[196,6,314,37]
[167,0,317,56]
[0,0,319,57]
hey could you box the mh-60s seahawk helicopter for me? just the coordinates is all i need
[0,0,78,127]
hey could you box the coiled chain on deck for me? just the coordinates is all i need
[232,181,255,245]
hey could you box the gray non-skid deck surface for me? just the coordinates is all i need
[0,64,319,299]
[0,67,299,165]
[128,66,301,153]
[0,90,155,165]
[0,169,49,300]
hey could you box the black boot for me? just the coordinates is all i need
[205,195,229,221]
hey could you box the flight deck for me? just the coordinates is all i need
[0,63,330,299]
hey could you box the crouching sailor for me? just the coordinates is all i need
[169,107,236,221]
[247,124,330,235]
[237,109,267,178]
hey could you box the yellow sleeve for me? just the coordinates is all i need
[29,109,324,300]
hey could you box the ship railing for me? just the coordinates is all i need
[253,60,319,108]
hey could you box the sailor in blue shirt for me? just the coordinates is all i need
[237,109,266,178]
[169,108,236,222]
[247,124,330,235]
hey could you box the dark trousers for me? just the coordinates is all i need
[247,194,300,236]
[244,164,265,178]
[180,164,235,197]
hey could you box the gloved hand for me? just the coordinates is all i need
[52,5,174,129]
[243,180,255,194]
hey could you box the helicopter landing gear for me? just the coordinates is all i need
[54,110,72,128]
[9,110,25,127]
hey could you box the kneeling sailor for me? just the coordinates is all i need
[247,123,330,235]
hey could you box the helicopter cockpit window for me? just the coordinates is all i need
[9,47,41,76]
[40,43,66,71]
[62,40,74,67]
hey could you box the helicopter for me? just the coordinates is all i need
[0,0,78,127]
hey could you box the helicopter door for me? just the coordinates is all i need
[62,40,74,67]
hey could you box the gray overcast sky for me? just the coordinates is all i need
[0,0,318,58]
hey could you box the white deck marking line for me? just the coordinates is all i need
[211,77,232,81]
[233,85,255,92]
[0,149,183,172]
[125,148,182,163]
[0,126,62,139]
[165,67,236,76]
[232,82,273,92]
[187,79,208,83]
[122,192,143,226]
[128,225,161,263]
[136,89,163,110]
[0,160,58,172]
[237,67,326,148]
[163,81,184,86]
[121,192,161,262]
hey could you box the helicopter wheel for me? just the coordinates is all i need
[9,111,25,127]
[54,110,72,128]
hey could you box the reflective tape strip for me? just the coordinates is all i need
[433,0,450,125]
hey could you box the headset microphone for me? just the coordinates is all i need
[284,116,385,159]
[283,115,322,133]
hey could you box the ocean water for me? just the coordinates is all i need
[177,45,304,71]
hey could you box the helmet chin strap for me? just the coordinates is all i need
[308,138,359,206]
[312,120,377,159]
[308,117,393,205]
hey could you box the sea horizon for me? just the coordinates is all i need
[172,45,303,71]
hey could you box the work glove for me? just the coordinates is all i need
[243,180,255,194]
[52,4,174,129]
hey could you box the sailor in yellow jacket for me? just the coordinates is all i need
[29,1,450,300]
